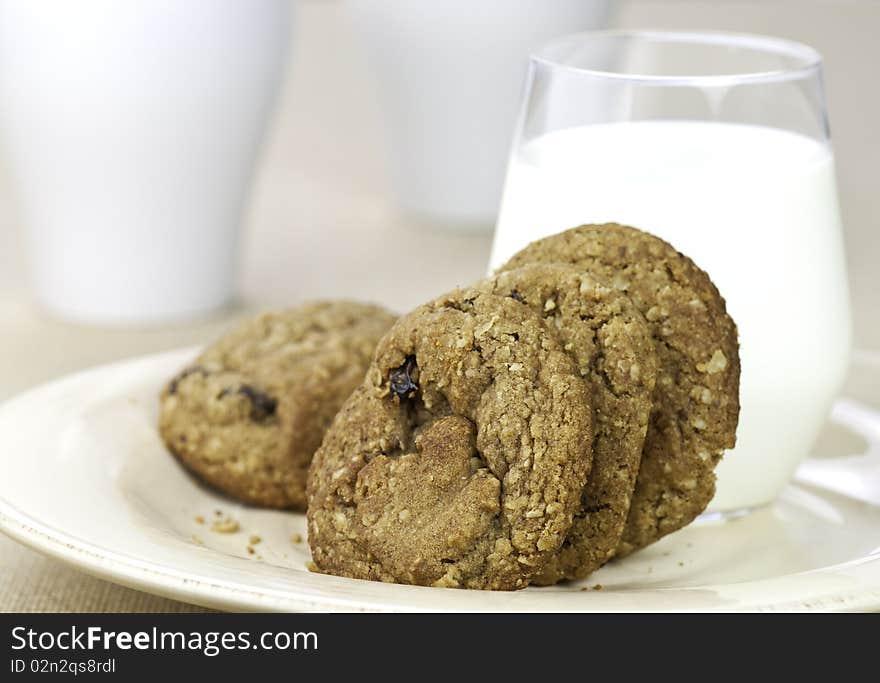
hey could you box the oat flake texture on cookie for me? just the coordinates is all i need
[159,301,396,510]
[501,223,741,556]
[306,289,593,590]
[476,264,658,583]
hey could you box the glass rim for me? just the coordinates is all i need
[531,29,824,86]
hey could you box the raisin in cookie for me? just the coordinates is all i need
[159,301,396,510]
[476,264,657,583]
[306,289,593,590]
[501,224,740,555]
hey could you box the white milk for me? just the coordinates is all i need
[490,121,852,511]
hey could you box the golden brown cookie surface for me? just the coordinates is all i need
[476,264,657,582]
[307,289,593,590]
[501,224,740,555]
[159,301,396,510]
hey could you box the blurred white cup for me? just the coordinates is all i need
[0,0,290,324]
[346,0,614,230]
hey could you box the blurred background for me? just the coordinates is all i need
[0,0,877,400]
[0,0,877,612]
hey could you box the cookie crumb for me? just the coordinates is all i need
[592,584,603,591]
[249,535,262,545]
[191,535,204,546]
[305,561,319,572]
[194,515,205,525]
[211,516,240,534]
[291,533,303,544]
[678,561,685,567]
[247,546,255,555]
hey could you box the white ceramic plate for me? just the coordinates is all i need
[1,347,879,612]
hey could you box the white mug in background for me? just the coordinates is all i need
[490,31,852,512]
[0,0,291,324]
[346,0,614,230]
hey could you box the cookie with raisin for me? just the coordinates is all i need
[159,301,396,509]
[306,289,592,590]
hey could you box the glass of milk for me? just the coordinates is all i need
[490,31,852,513]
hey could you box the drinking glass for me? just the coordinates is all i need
[489,30,852,512]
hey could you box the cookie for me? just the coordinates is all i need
[307,289,593,590]
[476,264,657,583]
[501,224,740,555]
[159,301,396,510]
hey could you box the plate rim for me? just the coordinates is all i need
[0,504,378,613]
[2,346,880,613]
